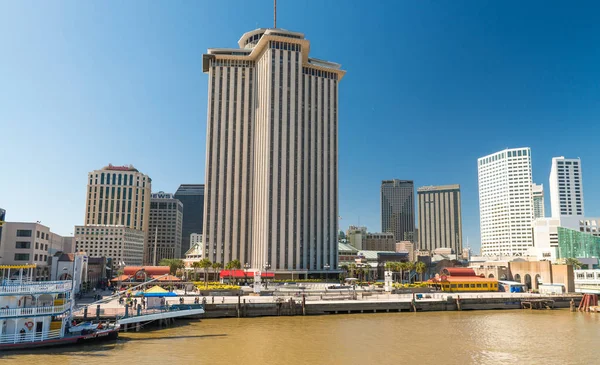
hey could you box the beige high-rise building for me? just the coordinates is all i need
[417,184,463,253]
[202,28,345,273]
[80,164,151,264]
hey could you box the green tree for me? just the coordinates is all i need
[349,263,357,279]
[160,258,185,275]
[212,262,223,281]
[362,266,370,282]
[404,261,414,283]
[565,258,583,269]
[415,261,427,282]
[225,260,242,284]
[199,258,212,288]
[191,261,202,280]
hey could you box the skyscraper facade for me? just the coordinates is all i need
[417,184,463,253]
[174,184,204,254]
[549,157,584,217]
[148,192,184,264]
[203,28,345,272]
[478,148,534,256]
[381,180,415,243]
[532,183,545,219]
[84,164,151,232]
[77,164,151,265]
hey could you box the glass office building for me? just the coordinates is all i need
[174,184,204,255]
[557,226,600,259]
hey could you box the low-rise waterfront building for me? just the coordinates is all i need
[74,225,145,267]
[184,239,204,270]
[0,222,71,280]
[345,226,395,251]
[396,241,415,262]
[574,269,600,293]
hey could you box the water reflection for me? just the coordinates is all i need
[2,310,598,365]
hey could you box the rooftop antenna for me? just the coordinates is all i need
[274,0,277,28]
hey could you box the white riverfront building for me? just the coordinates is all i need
[478,148,534,256]
[549,156,584,217]
[202,28,345,273]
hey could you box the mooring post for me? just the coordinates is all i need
[83,306,88,320]
[456,295,461,311]
[302,295,306,316]
[96,304,101,320]
[237,294,241,318]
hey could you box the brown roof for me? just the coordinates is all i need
[442,268,476,276]
[58,253,75,262]
[124,266,170,275]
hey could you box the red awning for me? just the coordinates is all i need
[219,269,274,279]
[110,274,132,282]
[124,266,170,275]
[153,274,181,281]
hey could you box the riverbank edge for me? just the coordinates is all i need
[197,294,581,319]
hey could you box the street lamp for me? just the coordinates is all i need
[244,263,250,285]
[324,263,330,284]
[263,263,271,289]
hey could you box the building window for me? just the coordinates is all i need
[14,253,30,261]
[15,241,31,249]
[17,230,32,237]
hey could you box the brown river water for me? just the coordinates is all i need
[2,310,600,365]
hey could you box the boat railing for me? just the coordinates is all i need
[0,328,63,345]
[0,303,71,318]
[0,281,72,294]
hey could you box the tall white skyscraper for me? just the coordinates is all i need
[202,28,345,273]
[532,183,545,219]
[477,148,534,256]
[549,157,584,217]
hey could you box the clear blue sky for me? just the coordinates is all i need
[1,1,599,254]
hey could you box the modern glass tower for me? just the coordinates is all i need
[381,180,415,243]
[174,184,205,255]
[202,28,345,272]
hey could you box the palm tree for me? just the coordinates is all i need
[565,258,583,269]
[211,262,223,282]
[349,263,357,279]
[395,262,404,284]
[362,266,370,282]
[340,264,349,281]
[404,261,414,283]
[191,261,201,280]
[225,260,242,284]
[160,258,185,276]
[415,261,427,282]
[198,258,212,288]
